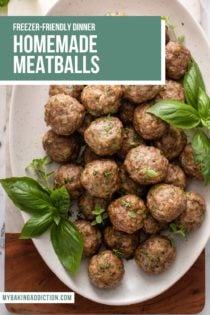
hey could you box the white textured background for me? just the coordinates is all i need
[0,0,210,314]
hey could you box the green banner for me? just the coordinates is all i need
[0,16,163,81]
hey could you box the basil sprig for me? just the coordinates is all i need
[148,60,210,184]
[0,158,83,276]
[0,0,9,7]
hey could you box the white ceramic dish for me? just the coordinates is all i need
[9,0,210,306]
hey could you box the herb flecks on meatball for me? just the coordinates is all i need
[81,159,120,199]
[175,191,206,233]
[54,164,83,199]
[135,235,176,274]
[42,130,80,163]
[147,183,187,222]
[75,220,102,257]
[124,145,169,185]
[81,85,123,116]
[108,194,147,234]
[84,116,123,156]
[123,85,161,103]
[134,103,168,140]
[88,250,124,289]
[44,94,85,135]
[155,80,185,102]
[166,41,191,80]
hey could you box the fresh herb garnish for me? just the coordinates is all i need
[113,249,124,258]
[121,200,132,208]
[148,60,210,184]
[0,0,9,7]
[0,158,83,276]
[143,168,158,178]
[169,223,187,240]
[104,171,112,178]
[91,204,108,226]
[128,211,137,219]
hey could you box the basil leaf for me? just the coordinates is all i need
[50,186,70,216]
[148,100,200,129]
[183,61,205,108]
[197,88,210,130]
[20,212,53,239]
[51,218,83,276]
[191,130,210,185]
[0,177,55,215]
[0,0,9,7]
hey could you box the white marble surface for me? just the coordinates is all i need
[0,0,210,314]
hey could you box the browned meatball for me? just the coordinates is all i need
[49,85,85,99]
[117,126,144,160]
[133,104,168,140]
[84,116,123,156]
[119,166,147,197]
[75,220,102,257]
[103,226,138,259]
[153,126,187,160]
[108,194,147,234]
[77,113,94,135]
[42,130,80,163]
[143,214,167,234]
[175,192,206,233]
[54,164,83,199]
[124,145,169,185]
[135,235,176,274]
[88,250,124,289]
[119,100,135,124]
[79,191,107,221]
[179,144,203,180]
[166,41,191,80]
[81,85,123,116]
[155,80,185,102]
[82,146,100,165]
[147,184,187,222]
[123,85,161,103]
[81,160,120,198]
[164,164,187,189]
[44,94,85,135]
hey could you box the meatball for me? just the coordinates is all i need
[44,94,85,135]
[166,41,191,80]
[135,235,176,274]
[84,116,123,156]
[75,220,102,257]
[119,166,147,197]
[79,191,107,221]
[175,192,206,233]
[123,85,161,103]
[77,113,94,135]
[88,250,124,289]
[133,103,168,140]
[117,126,144,160]
[103,226,138,259]
[82,146,99,165]
[81,160,120,198]
[54,164,83,199]
[108,194,146,234]
[179,144,203,180]
[153,126,187,160]
[147,184,187,222]
[81,85,123,116]
[49,85,85,99]
[143,214,167,234]
[164,163,187,189]
[155,80,185,102]
[42,130,80,163]
[119,100,135,125]
[124,145,169,185]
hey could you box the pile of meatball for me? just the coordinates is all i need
[42,39,206,290]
